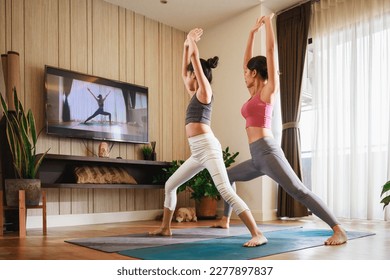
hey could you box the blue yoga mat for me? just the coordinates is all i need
[66,224,294,253]
[118,228,375,260]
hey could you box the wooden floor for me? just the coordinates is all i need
[0,216,389,260]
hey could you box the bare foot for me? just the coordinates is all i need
[324,225,348,245]
[149,227,172,236]
[211,216,230,229]
[243,233,268,247]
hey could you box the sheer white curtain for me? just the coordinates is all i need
[311,0,390,220]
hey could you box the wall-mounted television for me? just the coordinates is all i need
[44,66,148,144]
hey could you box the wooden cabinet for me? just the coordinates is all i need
[37,154,170,189]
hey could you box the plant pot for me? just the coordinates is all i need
[5,178,41,207]
[143,154,153,160]
[195,196,218,219]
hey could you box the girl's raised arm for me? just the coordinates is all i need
[262,14,277,97]
[187,28,212,103]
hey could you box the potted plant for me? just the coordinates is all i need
[141,144,153,160]
[141,141,157,160]
[380,180,390,209]
[0,88,49,206]
[156,147,239,218]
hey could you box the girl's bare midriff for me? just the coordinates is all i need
[246,127,273,143]
[186,122,212,138]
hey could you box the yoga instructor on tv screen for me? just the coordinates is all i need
[44,65,149,144]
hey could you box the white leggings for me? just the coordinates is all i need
[164,132,249,215]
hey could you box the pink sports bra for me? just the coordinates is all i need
[241,94,273,129]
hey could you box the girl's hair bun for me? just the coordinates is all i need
[207,56,219,69]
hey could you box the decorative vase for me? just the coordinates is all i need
[5,178,41,207]
[151,141,156,161]
[195,196,218,219]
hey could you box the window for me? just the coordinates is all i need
[300,41,314,190]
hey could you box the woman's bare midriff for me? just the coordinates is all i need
[186,123,212,138]
[246,127,273,143]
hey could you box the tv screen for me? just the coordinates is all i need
[44,66,148,143]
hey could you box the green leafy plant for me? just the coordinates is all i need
[380,180,390,209]
[141,144,153,159]
[153,159,184,184]
[155,147,239,201]
[0,88,49,179]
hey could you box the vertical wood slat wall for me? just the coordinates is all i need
[0,0,192,217]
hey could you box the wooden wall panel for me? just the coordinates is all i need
[145,22,159,150]
[145,18,161,210]
[0,0,6,53]
[124,11,135,84]
[70,0,88,73]
[92,0,119,79]
[10,0,24,93]
[160,24,173,162]
[58,0,71,70]
[5,0,11,51]
[172,30,187,161]
[24,0,44,127]
[0,0,187,219]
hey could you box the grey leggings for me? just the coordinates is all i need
[223,136,339,228]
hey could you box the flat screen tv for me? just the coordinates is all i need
[44,66,148,143]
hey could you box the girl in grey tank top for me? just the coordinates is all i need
[150,28,266,247]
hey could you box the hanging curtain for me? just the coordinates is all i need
[311,0,390,220]
[276,1,312,217]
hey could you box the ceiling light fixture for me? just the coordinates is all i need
[160,0,168,4]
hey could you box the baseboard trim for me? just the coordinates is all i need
[27,208,278,229]
[26,209,163,229]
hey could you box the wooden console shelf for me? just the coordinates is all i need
[37,154,171,189]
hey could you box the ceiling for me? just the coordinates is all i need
[104,0,304,32]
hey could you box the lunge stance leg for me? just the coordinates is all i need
[252,137,347,245]
[212,159,264,229]
[201,137,267,247]
[149,157,202,236]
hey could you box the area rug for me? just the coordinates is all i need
[65,224,297,253]
[117,228,375,260]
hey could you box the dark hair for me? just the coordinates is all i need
[187,56,219,83]
[98,94,102,98]
[247,55,268,80]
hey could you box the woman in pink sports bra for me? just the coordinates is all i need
[213,13,347,246]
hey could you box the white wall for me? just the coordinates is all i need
[198,5,280,221]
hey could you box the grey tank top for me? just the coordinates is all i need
[185,94,213,126]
